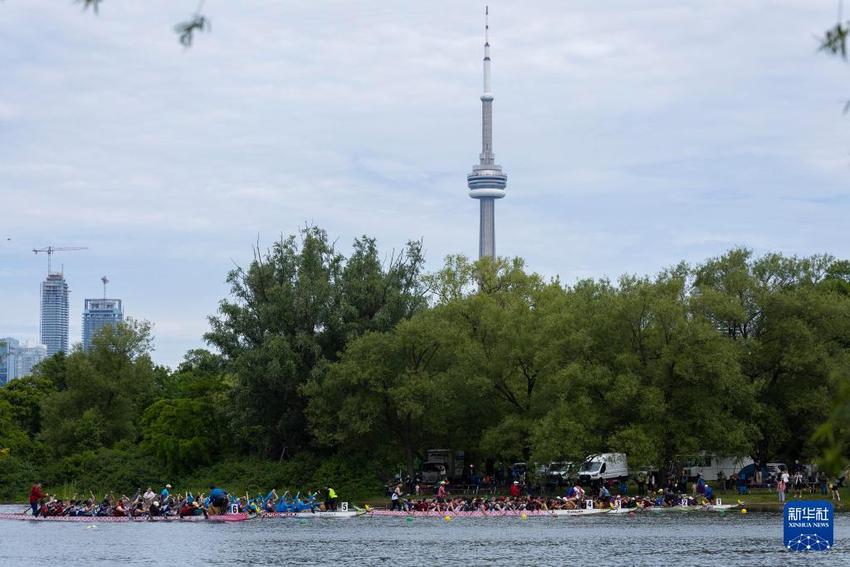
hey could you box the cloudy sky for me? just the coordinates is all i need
[1,0,847,367]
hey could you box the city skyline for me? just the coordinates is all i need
[1,1,848,368]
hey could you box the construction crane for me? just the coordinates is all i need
[32,246,88,274]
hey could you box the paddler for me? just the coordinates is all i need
[208,484,229,515]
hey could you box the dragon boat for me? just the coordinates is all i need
[259,510,363,519]
[0,512,250,523]
[368,507,609,518]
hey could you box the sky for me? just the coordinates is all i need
[0,1,848,368]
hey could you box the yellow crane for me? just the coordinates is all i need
[32,246,88,274]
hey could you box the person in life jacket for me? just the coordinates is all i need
[325,487,338,511]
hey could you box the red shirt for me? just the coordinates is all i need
[510,484,521,498]
[29,485,45,504]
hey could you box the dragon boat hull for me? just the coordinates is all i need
[0,512,249,523]
[607,506,641,514]
[369,508,609,518]
[703,504,738,512]
[261,511,362,519]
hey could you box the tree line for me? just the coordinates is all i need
[2,226,849,498]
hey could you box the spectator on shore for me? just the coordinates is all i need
[792,470,804,498]
[819,471,828,495]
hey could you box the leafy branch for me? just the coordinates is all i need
[76,0,102,14]
[820,2,850,113]
[820,21,849,59]
[175,14,210,47]
[75,0,210,47]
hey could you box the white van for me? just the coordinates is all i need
[677,453,753,481]
[578,453,629,483]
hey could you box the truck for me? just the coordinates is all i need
[419,449,465,484]
[676,453,754,481]
[578,453,629,483]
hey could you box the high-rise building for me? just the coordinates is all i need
[14,344,47,379]
[467,6,508,259]
[0,337,17,385]
[0,338,47,383]
[40,273,69,356]
[82,298,124,351]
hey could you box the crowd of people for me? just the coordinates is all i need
[26,482,342,519]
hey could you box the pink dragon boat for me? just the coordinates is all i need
[0,512,250,523]
[369,508,608,518]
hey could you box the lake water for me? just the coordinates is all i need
[0,505,848,566]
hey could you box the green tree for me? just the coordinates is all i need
[140,349,232,473]
[206,227,428,457]
[0,373,57,437]
[39,319,159,455]
[304,312,459,476]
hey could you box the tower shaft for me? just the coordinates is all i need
[479,197,495,258]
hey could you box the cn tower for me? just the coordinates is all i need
[467,6,507,259]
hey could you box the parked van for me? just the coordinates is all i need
[578,453,629,483]
[677,453,753,481]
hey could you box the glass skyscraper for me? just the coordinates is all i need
[0,338,15,385]
[40,273,69,356]
[0,338,47,383]
[82,298,124,350]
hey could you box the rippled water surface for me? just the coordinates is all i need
[1,505,848,566]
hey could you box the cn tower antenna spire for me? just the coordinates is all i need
[483,5,492,103]
[485,5,489,44]
[467,5,507,259]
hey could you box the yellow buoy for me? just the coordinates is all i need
[741,508,748,515]
[520,512,528,521]
[444,515,451,522]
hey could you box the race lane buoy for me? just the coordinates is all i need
[520,512,528,521]
[444,515,451,522]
